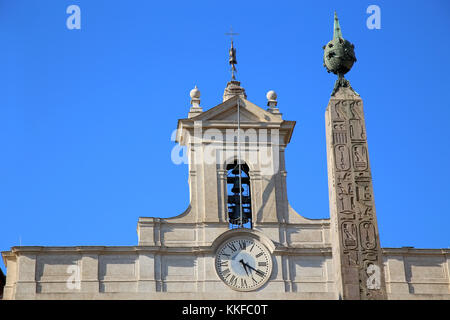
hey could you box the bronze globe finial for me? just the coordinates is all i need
[323,12,358,96]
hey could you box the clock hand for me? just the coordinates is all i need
[242,262,265,277]
[239,259,249,276]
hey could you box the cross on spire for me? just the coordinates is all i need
[225,26,239,41]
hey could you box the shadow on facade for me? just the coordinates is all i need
[0,268,5,299]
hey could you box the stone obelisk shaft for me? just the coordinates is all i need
[325,87,387,300]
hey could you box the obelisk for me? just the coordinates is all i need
[324,12,387,300]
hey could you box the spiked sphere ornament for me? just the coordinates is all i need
[323,12,358,96]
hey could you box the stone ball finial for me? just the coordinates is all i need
[266,90,277,101]
[266,90,278,109]
[190,85,200,99]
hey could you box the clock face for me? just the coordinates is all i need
[215,237,272,291]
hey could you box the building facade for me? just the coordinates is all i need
[2,14,449,300]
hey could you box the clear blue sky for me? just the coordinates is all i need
[1,1,449,273]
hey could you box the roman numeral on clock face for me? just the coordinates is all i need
[239,240,246,250]
[222,268,231,277]
[255,252,263,258]
[227,243,237,252]
[229,275,237,286]
[258,262,267,267]
[255,269,265,277]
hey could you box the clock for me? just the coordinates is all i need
[215,237,272,291]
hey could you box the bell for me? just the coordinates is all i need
[229,205,241,221]
[231,177,244,194]
[229,205,252,225]
[231,164,240,175]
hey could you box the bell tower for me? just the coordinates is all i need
[137,38,308,247]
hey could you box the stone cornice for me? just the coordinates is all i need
[137,218,331,227]
[382,248,450,255]
[3,245,333,256]
[273,246,332,255]
[4,246,448,260]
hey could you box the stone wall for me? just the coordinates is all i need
[2,245,334,300]
[2,246,449,300]
[383,248,450,299]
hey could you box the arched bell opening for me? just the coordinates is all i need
[226,160,252,229]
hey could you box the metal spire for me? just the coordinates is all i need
[333,11,343,39]
[225,27,239,80]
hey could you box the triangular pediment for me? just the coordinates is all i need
[190,95,282,123]
[212,105,261,122]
